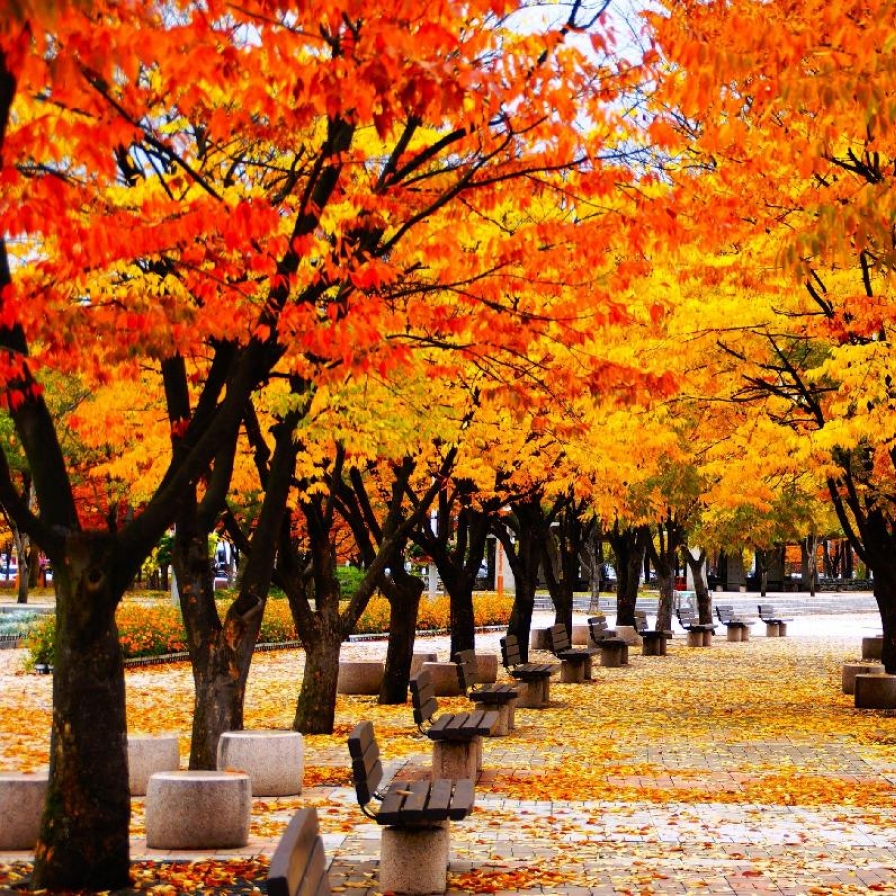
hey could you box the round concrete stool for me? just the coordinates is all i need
[0,770,48,850]
[410,652,438,678]
[855,673,896,709]
[862,636,884,661]
[380,822,450,895]
[474,653,499,684]
[420,662,463,696]
[571,624,591,646]
[146,770,251,849]
[337,661,385,695]
[529,628,551,650]
[128,734,180,796]
[842,662,883,695]
[217,729,304,796]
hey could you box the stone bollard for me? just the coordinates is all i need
[337,661,385,695]
[217,729,304,796]
[0,770,48,850]
[145,770,251,849]
[420,662,462,696]
[410,652,438,678]
[855,673,896,709]
[128,734,181,796]
[862,637,884,661]
[842,662,882,695]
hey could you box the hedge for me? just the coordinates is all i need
[25,592,515,667]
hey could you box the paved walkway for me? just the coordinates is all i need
[3,603,896,894]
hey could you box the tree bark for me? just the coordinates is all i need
[34,536,131,891]
[609,523,647,627]
[378,565,425,704]
[498,498,545,663]
[291,601,343,734]
[683,546,711,621]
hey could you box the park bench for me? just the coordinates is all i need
[347,720,475,895]
[587,615,617,644]
[714,604,756,642]
[676,606,715,647]
[267,808,331,896]
[757,604,793,637]
[454,649,518,735]
[546,622,601,679]
[499,634,559,708]
[634,609,672,656]
[410,667,498,778]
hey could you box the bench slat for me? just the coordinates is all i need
[448,778,475,820]
[267,809,331,896]
[425,778,453,820]
[378,779,412,825]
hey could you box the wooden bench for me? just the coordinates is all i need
[757,604,793,637]
[499,634,558,708]
[454,650,518,736]
[545,623,601,680]
[347,720,475,895]
[714,604,756,642]
[587,615,617,644]
[634,610,672,656]
[410,668,498,777]
[676,606,715,647]
[267,808,332,896]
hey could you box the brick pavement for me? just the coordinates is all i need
[4,609,896,894]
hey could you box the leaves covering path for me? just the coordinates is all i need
[3,613,896,894]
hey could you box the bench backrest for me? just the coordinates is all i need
[716,604,734,622]
[409,669,439,726]
[547,623,572,653]
[677,607,700,625]
[454,649,477,695]
[347,720,384,809]
[758,604,777,618]
[500,634,523,668]
[634,610,649,633]
[267,808,331,896]
[587,616,610,642]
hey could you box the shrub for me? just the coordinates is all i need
[336,565,365,597]
[25,614,55,668]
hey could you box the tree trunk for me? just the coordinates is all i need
[292,610,343,734]
[379,567,425,704]
[609,524,646,627]
[33,536,131,892]
[683,547,712,622]
[498,499,545,664]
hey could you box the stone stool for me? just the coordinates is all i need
[529,628,551,650]
[855,673,896,709]
[337,660,385,695]
[380,821,450,894]
[842,662,883,695]
[217,729,304,796]
[431,738,482,780]
[599,639,628,668]
[862,637,884,661]
[571,624,591,646]
[614,625,643,647]
[421,662,463,696]
[410,652,438,678]
[641,632,668,656]
[128,734,180,796]
[516,676,551,708]
[0,770,48,850]
[474,653,499,684]
[145,770,251,849]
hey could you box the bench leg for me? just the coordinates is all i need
[431,738,480,779]
[600,645,626,668]
[778,622,788,637]
[560,660,586,683]
[686,631,704,648]
[702,630,713,647]
[726,626,742,642]
[380,822,450,894]
[474,700,513,736]
[765,623,780,637]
